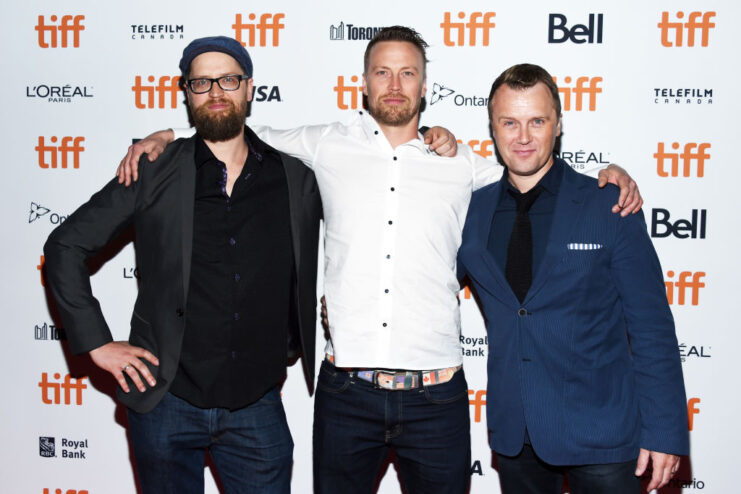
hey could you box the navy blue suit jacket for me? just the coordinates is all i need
[458,160,689,465]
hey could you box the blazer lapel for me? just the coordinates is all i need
[280,154,303,274]
[525,164,588,303]
[178,139,196,307]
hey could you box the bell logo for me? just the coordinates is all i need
[441,12,496,46]
[468,389,487,423]
[457,139,494,159]
[658,12,716,47]
[334,75,364,110]
[651,208,707,239]
[43,490,89,494]
[687,397,700,431]
[655,142,710,178]
[39,372,87,405]
[553,76,602,111]
[233,13,285,47]
[35,15,84,48]
[665,270,705,306]
[36,136,85,169]
[132,76,181,109]
[548,13,603,44]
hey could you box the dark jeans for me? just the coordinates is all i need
[496,444,640,494]
[127,389,293,494]
[313,359,471,494]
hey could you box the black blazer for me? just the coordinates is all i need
[44,136,322,413]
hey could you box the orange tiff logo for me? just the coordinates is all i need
[43,490,89,494]
[36,136,85,169]
[655,142,710,178]
[35,15,84,48]
[665,271,705,306]
[688,397,700,431]
[468,389,487,423]
[38,255,45,286]
[233,13,285,47]
[334,75,364,110]
[441,12,496,46]
[39,372,87,405]
[457,139,494,159]
[132,76,181,109]
[658,12,716,47]
[552,76,602,111]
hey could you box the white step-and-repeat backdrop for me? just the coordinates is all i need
[2,1,738,492]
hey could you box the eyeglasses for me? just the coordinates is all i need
[186,75,249,94]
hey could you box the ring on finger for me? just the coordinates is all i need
[123,364,131,371]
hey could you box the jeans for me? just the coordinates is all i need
[313,359,471,494]
[496,444,640,494]
[127,389,293,494]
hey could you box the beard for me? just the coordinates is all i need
[367,92,421,127]
[191,97,248,142]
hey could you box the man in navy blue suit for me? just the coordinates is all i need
[458,64,688,493]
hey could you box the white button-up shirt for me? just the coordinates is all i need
[177,111,502,369]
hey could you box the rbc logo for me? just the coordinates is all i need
[132,76,181,109]
[548,13,603,44]
[334,75,364,110]
[233,13,285,47]
[655,142,709,178]
[440,12,496,46]
[553,76,602,111]
[35,15,84,48]
[659,12,716,47]
[36,136,85,169]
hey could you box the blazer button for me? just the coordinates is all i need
[176,308,184,317]
[517,308,528,317]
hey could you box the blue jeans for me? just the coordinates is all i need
[496,444,640,494]
[313,360,471,494]
[127,389,293,494]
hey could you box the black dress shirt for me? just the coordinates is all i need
[170,126,295,410]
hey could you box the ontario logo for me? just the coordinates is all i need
[429,83,487,107]
[29,202,68,225]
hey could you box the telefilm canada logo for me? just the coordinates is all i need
[130,23,184,40]
[26,84,93,103]
[329,21,384,41]
[38,436,89,459]
[29,202,68,225]
[654,87,713,105]
[429,83,488,107]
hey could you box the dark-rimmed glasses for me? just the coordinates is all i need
[186,75,249,94]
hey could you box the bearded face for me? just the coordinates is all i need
[367,90,422,127]
[190,95,248,142]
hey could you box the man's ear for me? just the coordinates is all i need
[246,77,254,102]
[362,73,368,96]
[556,113,562,136]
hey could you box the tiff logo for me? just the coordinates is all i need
[35,15,84,48]
[38,255,45,286]
[457,139,494,159]
[36,136,85,169]
[659,12,716,47]
[44,490,89,494]
[233,13,285,47]
[441,12,496,46]
[39,372,87,405]
[688,397,700,431]
[334,75,364,110]
[665,271,705,306]
[655,142,710,178]
[468,389,487,423]
[132,76,181,109]
[553,76,602,111]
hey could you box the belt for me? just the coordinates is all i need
[326,354,461,391]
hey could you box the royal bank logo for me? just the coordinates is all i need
[460,334,488,357]
[29,202,68,225]
[40,437,55,457]
[35,322,67,341]
[429,82,487,107]
[557,150,610,171]
[26,84,93,103]
[329,21,383,41]
[679,343,711,362]
[130,24,184,40]
[654,87,713,105]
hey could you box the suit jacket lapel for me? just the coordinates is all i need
[178,139,196,307]
[525,164,587,303]
[280,154,302,274]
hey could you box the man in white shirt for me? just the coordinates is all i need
[119,26,640,494]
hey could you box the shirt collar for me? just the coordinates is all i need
[502,156,564,197]
[356,110,430,154]
[194,125,271,169]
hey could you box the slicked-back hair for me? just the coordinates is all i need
[488,63,561,117]
[364,25,429,74]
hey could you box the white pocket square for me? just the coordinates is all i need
[567,243,603,250]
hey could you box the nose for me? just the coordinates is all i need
[389,73,401,91]
[208,80,225,97]
[517,126,531,144]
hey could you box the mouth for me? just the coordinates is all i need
[514,149,536,158]
[382,95,407,106]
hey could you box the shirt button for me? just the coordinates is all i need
[382,322,387,327]
[226,205,232,212]
[234,273,241,282]
[393,156,398,161]
[374,130,379,135]
[384,289,389,293]
[175,308,184,317]
[234,312,240,321]
[386,254,391,259]
[388,220,393,225]
[518,308,528,316]
[390,187,395,191]
[229,237,236,246]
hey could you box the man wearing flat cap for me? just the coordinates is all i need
[44,36,322,493]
